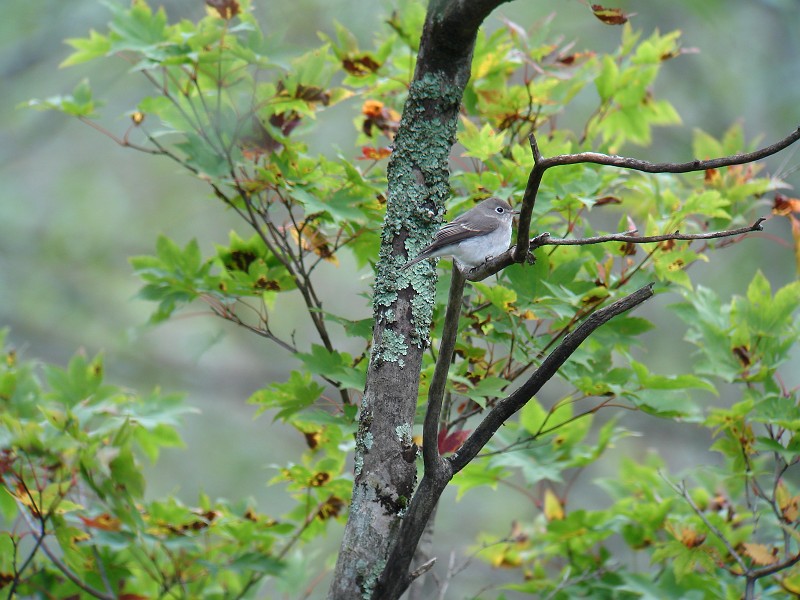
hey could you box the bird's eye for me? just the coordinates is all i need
[495,207,504,214]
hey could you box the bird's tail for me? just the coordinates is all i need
[400,252,429,271]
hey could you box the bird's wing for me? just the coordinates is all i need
[432,216,498,246]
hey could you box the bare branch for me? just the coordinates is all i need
[423,265,466,474]
[532,218,766,248]
[468,218,767,282]
[204,297,298,353]
[439,0,514,32]
[513,126,800,260]
[408,557,437,581]
[537,127,800,174]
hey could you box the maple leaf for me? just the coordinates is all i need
[79,513,122,531]
[742,542,779,566]
[591,4,630,25]
[437,428,471,454]
[357,146,392,161]
[205,0,240,20]
[543,489,565,521]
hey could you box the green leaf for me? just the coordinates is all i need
[62,30,112,66]
[25,79,101,117]
[106,0,169,53]
[452,463,508,500]
[249,371,326,421]
[458,376,509,406]
[459,119,506,162]
[503,255,549,300]
[297,345,365,391]
[519,398,547,435]
[176,132,232,179]
[473,282,517,311]
[631,360,716,394]
[595,54,619,102]
[130,236,214,322]
[228,552,285,575]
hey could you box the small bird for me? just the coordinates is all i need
[401,197,519,271]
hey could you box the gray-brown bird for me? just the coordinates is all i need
[401,197,519,271]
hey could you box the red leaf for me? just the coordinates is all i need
[342,55,381,76]
[437,429,471,454]
[205,0,240,20]
[594,195,622,206]
[557,51,596,66]
[591,4,630,25]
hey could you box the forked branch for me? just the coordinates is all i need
[468,218,766,282]
[378,284,654,599]
[514,126,800,260]
[449,283,654,472]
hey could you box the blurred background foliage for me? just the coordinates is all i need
[2,0,799,596]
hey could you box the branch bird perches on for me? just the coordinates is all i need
[377,125,800,600]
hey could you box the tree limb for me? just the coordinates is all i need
[468,218,767,282]
[423,265,466,474]
[534,218,766,247]
[514,127,800,260]
[450,283,654,473]
[378,284,654,599]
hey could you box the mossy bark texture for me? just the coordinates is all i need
[327,2,510,599]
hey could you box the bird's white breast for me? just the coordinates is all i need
[449,222,512,268]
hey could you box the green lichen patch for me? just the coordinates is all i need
[374,328,408,366]
[395,422,413,445]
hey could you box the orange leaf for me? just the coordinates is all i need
[557,50,596,65]
[777,480,800,522]
[361,100,385,118]
[791,215,800,275]
[317,495,345,520]
[772,193,800,216]
[289,225,339,265]
[79,513,121,532]
[742,542,778,566]
[358,146,392,161]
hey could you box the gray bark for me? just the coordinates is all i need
[326,1,510,598]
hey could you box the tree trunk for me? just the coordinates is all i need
[327,1,511,598]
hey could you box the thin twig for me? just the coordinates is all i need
[530,218,766,248]
[665,476,749,575]
[469,218,767,282]
[15,500,115,600]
